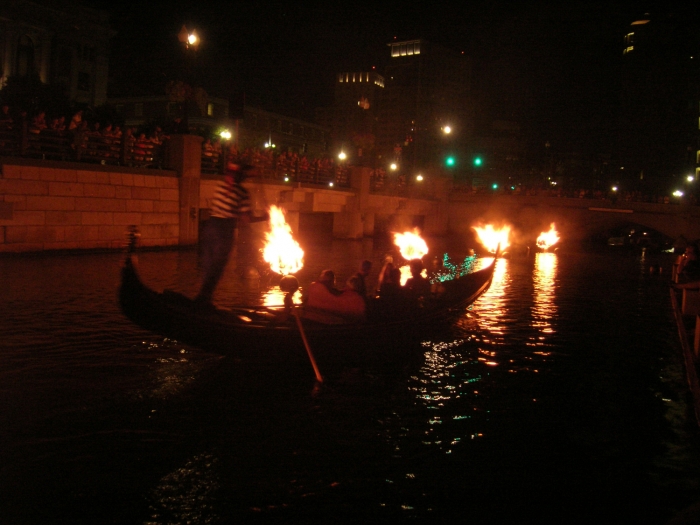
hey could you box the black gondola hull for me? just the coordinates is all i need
[119,254,496,365]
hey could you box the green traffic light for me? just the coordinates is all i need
[474,157,483,167]
[445,156,456,167]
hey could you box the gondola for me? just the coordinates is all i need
[119,232,498,367]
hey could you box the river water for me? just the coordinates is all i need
[1,234,699,524]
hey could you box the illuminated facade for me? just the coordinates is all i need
[326,70,385,162]
[0,0,112,107]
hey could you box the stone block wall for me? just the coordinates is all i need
[0,161,180,253]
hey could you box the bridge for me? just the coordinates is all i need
[2,134,700,253]
[241,175,700,247]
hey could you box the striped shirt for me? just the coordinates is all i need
[210,177,251,219]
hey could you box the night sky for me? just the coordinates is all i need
[80,0,695,154]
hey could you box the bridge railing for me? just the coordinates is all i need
[204,152,351,189]
[0,123,164,169]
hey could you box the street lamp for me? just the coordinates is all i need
[176,24,200,133]
[338,151,347,161]
[219,129,232,172]
[178,25,200,51]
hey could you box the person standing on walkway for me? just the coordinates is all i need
[195,162,257,305]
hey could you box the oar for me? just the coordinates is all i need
[292,308,324,383]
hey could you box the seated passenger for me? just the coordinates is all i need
[404,259,431,300]
[302,270,365,324]
[677,242,700,283]
[354,259,373,299]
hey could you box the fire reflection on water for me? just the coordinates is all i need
[397,253,561,455]
[530,252,558,342]
[262,287,301,307]
[397,258,511,453]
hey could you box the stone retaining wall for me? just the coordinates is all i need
[0,159,180,253]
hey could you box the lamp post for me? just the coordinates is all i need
[176,25,200,133]
[219,128,231,171]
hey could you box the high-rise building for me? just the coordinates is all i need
[329,70,384,161]
[326,39,474,172]
[618,10,700,191]
[377,39,474,171]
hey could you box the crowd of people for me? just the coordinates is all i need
[0,104,169,144]
[454,181,696,205]
[0,103,171,166]
[4,104,696,204]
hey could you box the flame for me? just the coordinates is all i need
[262,205,304,275]
[536,223,560,251]
[472,224,511,253]
[394,229,429,260]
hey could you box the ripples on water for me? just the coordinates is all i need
[1,242,699,524]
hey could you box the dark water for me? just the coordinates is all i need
[1,238,699,525]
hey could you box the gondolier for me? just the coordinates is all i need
[196,162,257,305]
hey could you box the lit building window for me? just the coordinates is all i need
[390,40,421,58]
[207,103,214,116]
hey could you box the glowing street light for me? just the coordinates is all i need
[390,162,398,171]
[673,190,684,197]
[338,151,347,161]
[416,174,424,182]
[178,25,200,51]
[687,175,695,183]
[442,125,452,134]
[219,129,232,141]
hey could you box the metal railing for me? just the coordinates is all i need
[0,123,164,169]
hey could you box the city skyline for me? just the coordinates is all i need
[4,0,697,186]
[84,1,695,151]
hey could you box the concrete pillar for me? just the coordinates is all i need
[332,166,371,239]
[164,134,203,246]
[423,176,450,236]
